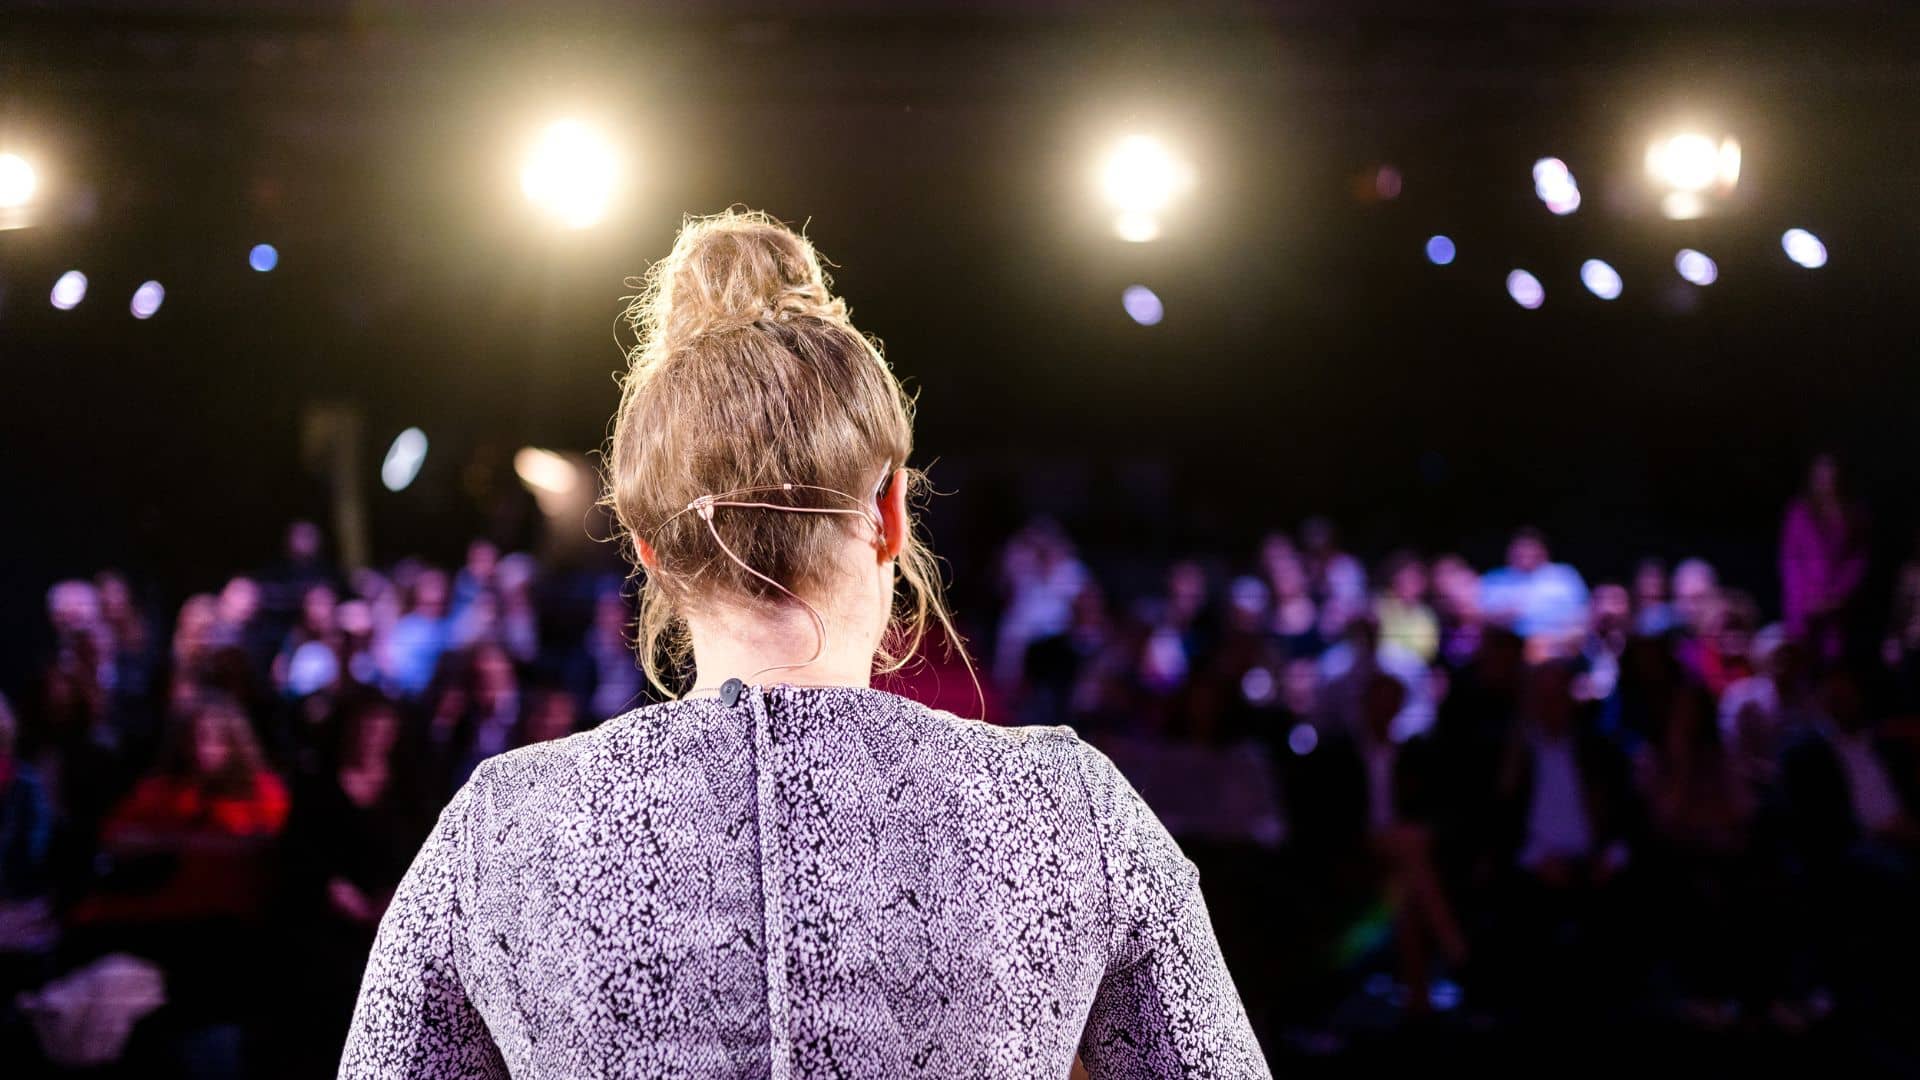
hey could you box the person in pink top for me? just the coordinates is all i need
[1779,453,1869,662]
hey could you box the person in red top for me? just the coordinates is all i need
[106,693,288,840]
[75,694,289,929]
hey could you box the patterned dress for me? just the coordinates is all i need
[340,684,1269,1078]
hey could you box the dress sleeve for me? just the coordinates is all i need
[1068,736,1271,1079]
[339,777,507,1080]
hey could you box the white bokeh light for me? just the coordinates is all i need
[1533,156,1581,216]
[1121,284,1164,326]
[130,280,165,319]
[0,153,37,209]
[520,119,622,230]
[1580,259,1623,301]
[1675,249,1718,286]
[1099,135,1192,214]
[382,427,430,492]
[50,270,87,310]
[1506,269,1545,310]
[1782,228,1828,269]
[1647,132,1741,193]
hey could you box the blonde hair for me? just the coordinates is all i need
[605,209,967,699]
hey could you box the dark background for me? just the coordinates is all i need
[3,0,1917,672]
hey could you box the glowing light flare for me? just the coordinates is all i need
[1646,133,1741,194]
[1782,228,1828,269]
[130,280,165,319]
[50,270,87,310]
[1425,235,1456,265]
[1098,135,1193,215]
[520,119,622,229]
[1675,249,1718,286]
[1580,259,1623,301]
[1121,285,1164,326]
[1532,157,1582,216]
[382,427,430,492]
[1506,269,1544,310]
[514,447,579,496]
[0,153,37,209]
[249,244,279,272]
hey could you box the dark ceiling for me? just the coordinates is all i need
[3,1,1917,625]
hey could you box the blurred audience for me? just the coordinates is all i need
[9,452,1920,1073]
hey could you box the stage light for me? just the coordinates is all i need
[1647,132,1740,194]
[1425,235,1456,265]
[1506,269,1544,310]
[50,270,87,310]
[521,119,621,230]
[130,280,165,319]
[1675,249,1718,286]
[249,243,279,272]
[381,427,429,492]
[1121,284,1163,326]
[0,153,37,209]
[514,446,578,496]
[1099,135,1191,214]
[1532,157,1581,216]
[1782,228,1827,269]
[1098,134,1190,241]
[1580,259,1623,301]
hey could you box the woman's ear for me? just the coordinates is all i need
[878,467,910,562]
[636,538,660,573]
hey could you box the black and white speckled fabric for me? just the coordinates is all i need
[339,684,1270,1079]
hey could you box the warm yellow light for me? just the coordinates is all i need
[520,120,620,229]
[514,447,579,496]
[1098,135,1192,215]
[1646,132,1740,194]
[0,153,38,209]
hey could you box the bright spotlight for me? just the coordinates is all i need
[1675,249,1718,286]
[50,270,87,310]
[1647,132,1741,194]
[1533,157,1581,216]
[1580,259,1623,300]
[130,280,165,319]
[1506,269,1544,310]
[514,446,579,496]
[1425,235,1456,266]
[249,243,279,272]
[1782,228,1828,269]
[1099,135,1192,214]
[0,153,37,209]
[382,427,430,492]
[521,119,621,230]
[1121,285,1164,326]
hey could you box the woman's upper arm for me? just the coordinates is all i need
[1065,734,1272,1079]
[339,778,507,1080]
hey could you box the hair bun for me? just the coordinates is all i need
[633,209,848,355]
